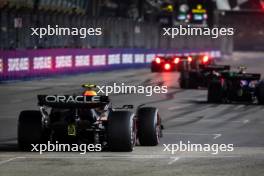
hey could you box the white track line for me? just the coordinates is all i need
[213,134,222,139]
[0,157,24,166]
[243,119,250,124]
[168,157,180,165]
[168,105,191,111]
[164,132,222,140]
[169,118,249,124]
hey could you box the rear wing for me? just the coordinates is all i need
[179,56,190,61]
[200,65,230,72]
[38,95,109,108]
[221,72,261,81]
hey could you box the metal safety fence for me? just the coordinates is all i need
[0,9,222,51]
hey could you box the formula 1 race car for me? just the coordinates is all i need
[150,55,214,73]
[178,54,215,72]
[179,64,230,89]
[151,56,180,72]
[17,84,162,152]
[207,67,264,104]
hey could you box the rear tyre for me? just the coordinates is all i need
[179,71,189,89]
[188,71,199,89]
[151,65,160,72]
[257,80,264,105]
[208,81,223,103]
[151,68,157,72]
[179,71,198,89]
[18,110,44,151]
[107,111,135,151]
[137,107,161,146]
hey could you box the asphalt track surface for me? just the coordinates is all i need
[0,52,264,176]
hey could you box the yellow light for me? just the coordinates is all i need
[197,4,202,10]
[167,5,174,12]
[163,4,174,12]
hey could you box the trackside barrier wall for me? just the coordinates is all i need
[0,48,221,81]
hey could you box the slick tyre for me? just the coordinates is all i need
[180,71,198,89]
[179,71,189,89]
[151,67,158,72]
[208,81,223,103]
[18,110,44,151]
[137,107,161,146]
[108,111,135,152]
[188,71,199,89]
[257,81,264,105]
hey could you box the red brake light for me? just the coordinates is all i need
[164,63,171,70]
[173,57,180,64]
[155,57,161,64]
[261,1,264,9]
[202,55,209,63]
[187,56,192,62]
[220,78,225,86]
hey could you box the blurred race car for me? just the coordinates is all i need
[207,67,264,104]
[180,54,215,71]
[18,84,163,152]
[150,55,214,73]
[150,56,180,72]
[179,64,230,89]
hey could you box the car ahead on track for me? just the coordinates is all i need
[151,55,214,72]
[151,55,214,73]
[150,56,181,72]
[179,64,230,89]
[178,54,215,72]
[17,84,163,152]
[151,55,212,72]
[207,67,264,104]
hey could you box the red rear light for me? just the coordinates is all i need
[164,63,171,70]
[187,56,192,62]
[155,57,161,64]
[220,78,225,86]
[173,57,180,64]
[261,1,264,9]
[202,55,209,63]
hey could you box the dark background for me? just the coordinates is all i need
[0,0,263,52]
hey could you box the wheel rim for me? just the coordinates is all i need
[131,116,136,149]
[155,114,161,144]
[155,125,160,143]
